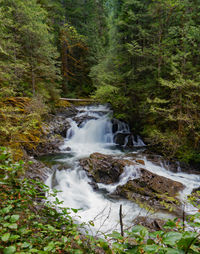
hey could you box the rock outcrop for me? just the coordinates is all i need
[133,216,165,232]
[80,152,185,215]
[80,152,134,184]
[30,107,77,156]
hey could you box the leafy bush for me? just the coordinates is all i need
[1,147,200,253]
[0,147,110,253]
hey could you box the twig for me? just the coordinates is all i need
[119,204,124,237]
[182,203,185,231]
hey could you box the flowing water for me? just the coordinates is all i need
[45,105,200,236]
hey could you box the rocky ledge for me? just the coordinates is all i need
[80,153,185,215]
[30,106,77,157]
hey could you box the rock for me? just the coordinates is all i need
[115,168,184,215]
[133,216,165,232]
[28,107,77,157]
[46,115,71,138]
[112,119,119,133]
[80,152,185,215]
[80,152,135,184]
[63,146,71,151]
[55,105,78,118]
[191,187,200,206]
[135,159,145,165]
[25,159,53,182]
[32,135,64,156]
[73,115,98,127]
[114,133,133,147]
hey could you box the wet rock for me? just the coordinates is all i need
[34,136,64,156]
[112,119,119,133]
[25,158,53,182]
[80,152,185,215]
[29,107,77,157]
[191,187,200,206]
[133,216,165,232]
[45,115,71,138]
[89,181,99,190]
[63,146,71,151]
[135,159,145,165]
[80,152,135,184]
[115,168,184,215]
[73,115,98,127]
[51,170,58,188]
[114,133,133,147]
[55,105,78,118]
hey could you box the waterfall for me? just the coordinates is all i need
[45,105,200,236]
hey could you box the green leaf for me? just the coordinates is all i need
[162,247,184,254]
[131,225,149,238]
[2,205,12,214]
[3,246,16,254]
[9,235,20,241]
[177,231,198,250]
[21,242,31,248]
[8,223,18,229]
[1,233,10,242]
[29,249,39,253]
[10,214,19,223]
[47,224,56,231]
[44,242,55,251]
[19,227,30,235]
[126,246,139,253]
[142,244,159,253]
[0,154,7,160]
[112,242,126,251]
[109,231,123,239]
[71,208,79,213]
[62,236,68,243]
[147,239,155,245]
[74,250,83,254]
[89,220,94,226]
[163,232,183,246]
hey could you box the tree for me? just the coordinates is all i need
[0,0,61,100]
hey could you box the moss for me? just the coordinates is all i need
[55,99,71,108]
[0,96,46,161]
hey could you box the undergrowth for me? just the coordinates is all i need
[0,147,110,253]
[0,147,200,254]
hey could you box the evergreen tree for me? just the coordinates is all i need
[92,0,200,162]
[0,0,61,100]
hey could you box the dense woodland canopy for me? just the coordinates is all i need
[1,0,200,164]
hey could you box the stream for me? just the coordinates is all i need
[44,105,200,236]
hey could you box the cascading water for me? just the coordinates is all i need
[45,105,200,236]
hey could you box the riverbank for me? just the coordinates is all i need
[1,101,200,253]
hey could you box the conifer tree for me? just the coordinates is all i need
[0,0,60,100]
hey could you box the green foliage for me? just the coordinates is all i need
[0,96,48,160]
[0,0,61,101]
[1,149,200,254]
[91,0,200,163]
[109,218,200,254]
[0,147,110,253]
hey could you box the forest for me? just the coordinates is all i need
[1,0,200,253]
[1,0,200,164]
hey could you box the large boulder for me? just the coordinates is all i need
[114,133,133,147]
[72,115,98,127]
[80,153,185,215]
[80,152,134,184]
[115,168,184,215]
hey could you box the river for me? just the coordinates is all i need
[44,105,200,236]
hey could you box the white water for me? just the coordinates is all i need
[46,105,200,235]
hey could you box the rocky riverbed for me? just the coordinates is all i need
[25,104,200,232]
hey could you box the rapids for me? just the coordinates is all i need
[45,105,200,236]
